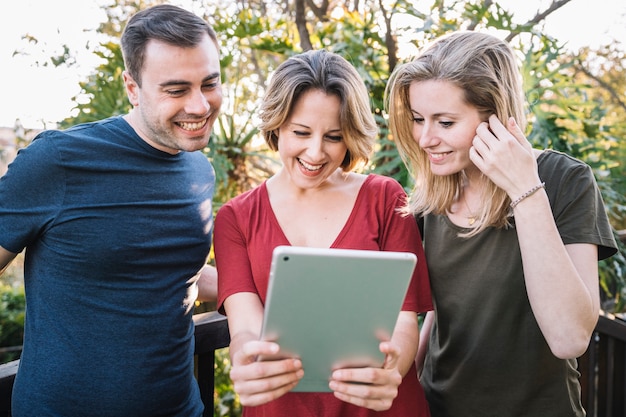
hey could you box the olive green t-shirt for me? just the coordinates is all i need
[421,150,617,417]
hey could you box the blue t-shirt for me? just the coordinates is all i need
[0,116,214,416]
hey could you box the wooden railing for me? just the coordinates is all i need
[0,311,230,417]
[193,311,231,417]
[1,310,625,417]
[579,310,626,417]
[0,360,17,416]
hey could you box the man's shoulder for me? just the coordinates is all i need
[64,116,128,135]
[34,116,127,142]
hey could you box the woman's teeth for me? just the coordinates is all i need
[299,159,323,171]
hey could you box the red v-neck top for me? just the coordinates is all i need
[214,173,432,417]
[215,174,431,312]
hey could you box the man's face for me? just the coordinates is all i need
[124,33,222,154]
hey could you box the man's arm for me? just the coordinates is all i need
[0,246,18,275]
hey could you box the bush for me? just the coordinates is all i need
[0,285,25,364]
[214,348,241,416]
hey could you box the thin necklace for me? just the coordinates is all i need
[463,194,477,226]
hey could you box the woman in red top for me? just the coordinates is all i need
[214,49,432,417]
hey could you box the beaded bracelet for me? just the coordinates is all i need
[509,182,545,209]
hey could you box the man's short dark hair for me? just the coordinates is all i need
[121,4,218,86]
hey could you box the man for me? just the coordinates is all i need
[0,4,221,416]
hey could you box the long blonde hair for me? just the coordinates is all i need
[385,31,527,236]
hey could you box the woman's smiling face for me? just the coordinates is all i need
[409,79,483,177]
[276,89,347,189]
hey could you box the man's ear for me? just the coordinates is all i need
[123,71,139,107]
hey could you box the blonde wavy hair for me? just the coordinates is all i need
[259,49,377,172]
[385,31,527,236]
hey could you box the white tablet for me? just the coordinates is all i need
[260,245,417,392]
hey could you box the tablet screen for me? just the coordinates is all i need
[260,246,417,392]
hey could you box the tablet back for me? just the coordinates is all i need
[260,245,417,392]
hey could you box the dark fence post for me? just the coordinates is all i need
[0,360,18,416]
[580,311,626,417]
[193,311,231,417]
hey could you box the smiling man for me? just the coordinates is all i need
[0,5,221,416]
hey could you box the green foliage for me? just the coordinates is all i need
[204,113,278,208]
[214,348,241,417]
[519,35,626,310]
[0,286,25,364]
[59,42,129,128]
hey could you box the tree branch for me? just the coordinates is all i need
[467,0,492,31]
[305,0,330,21]
[574,62,626,112]
[296,0,314,51]
[505,0,572,42]
[378,0,397,72]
